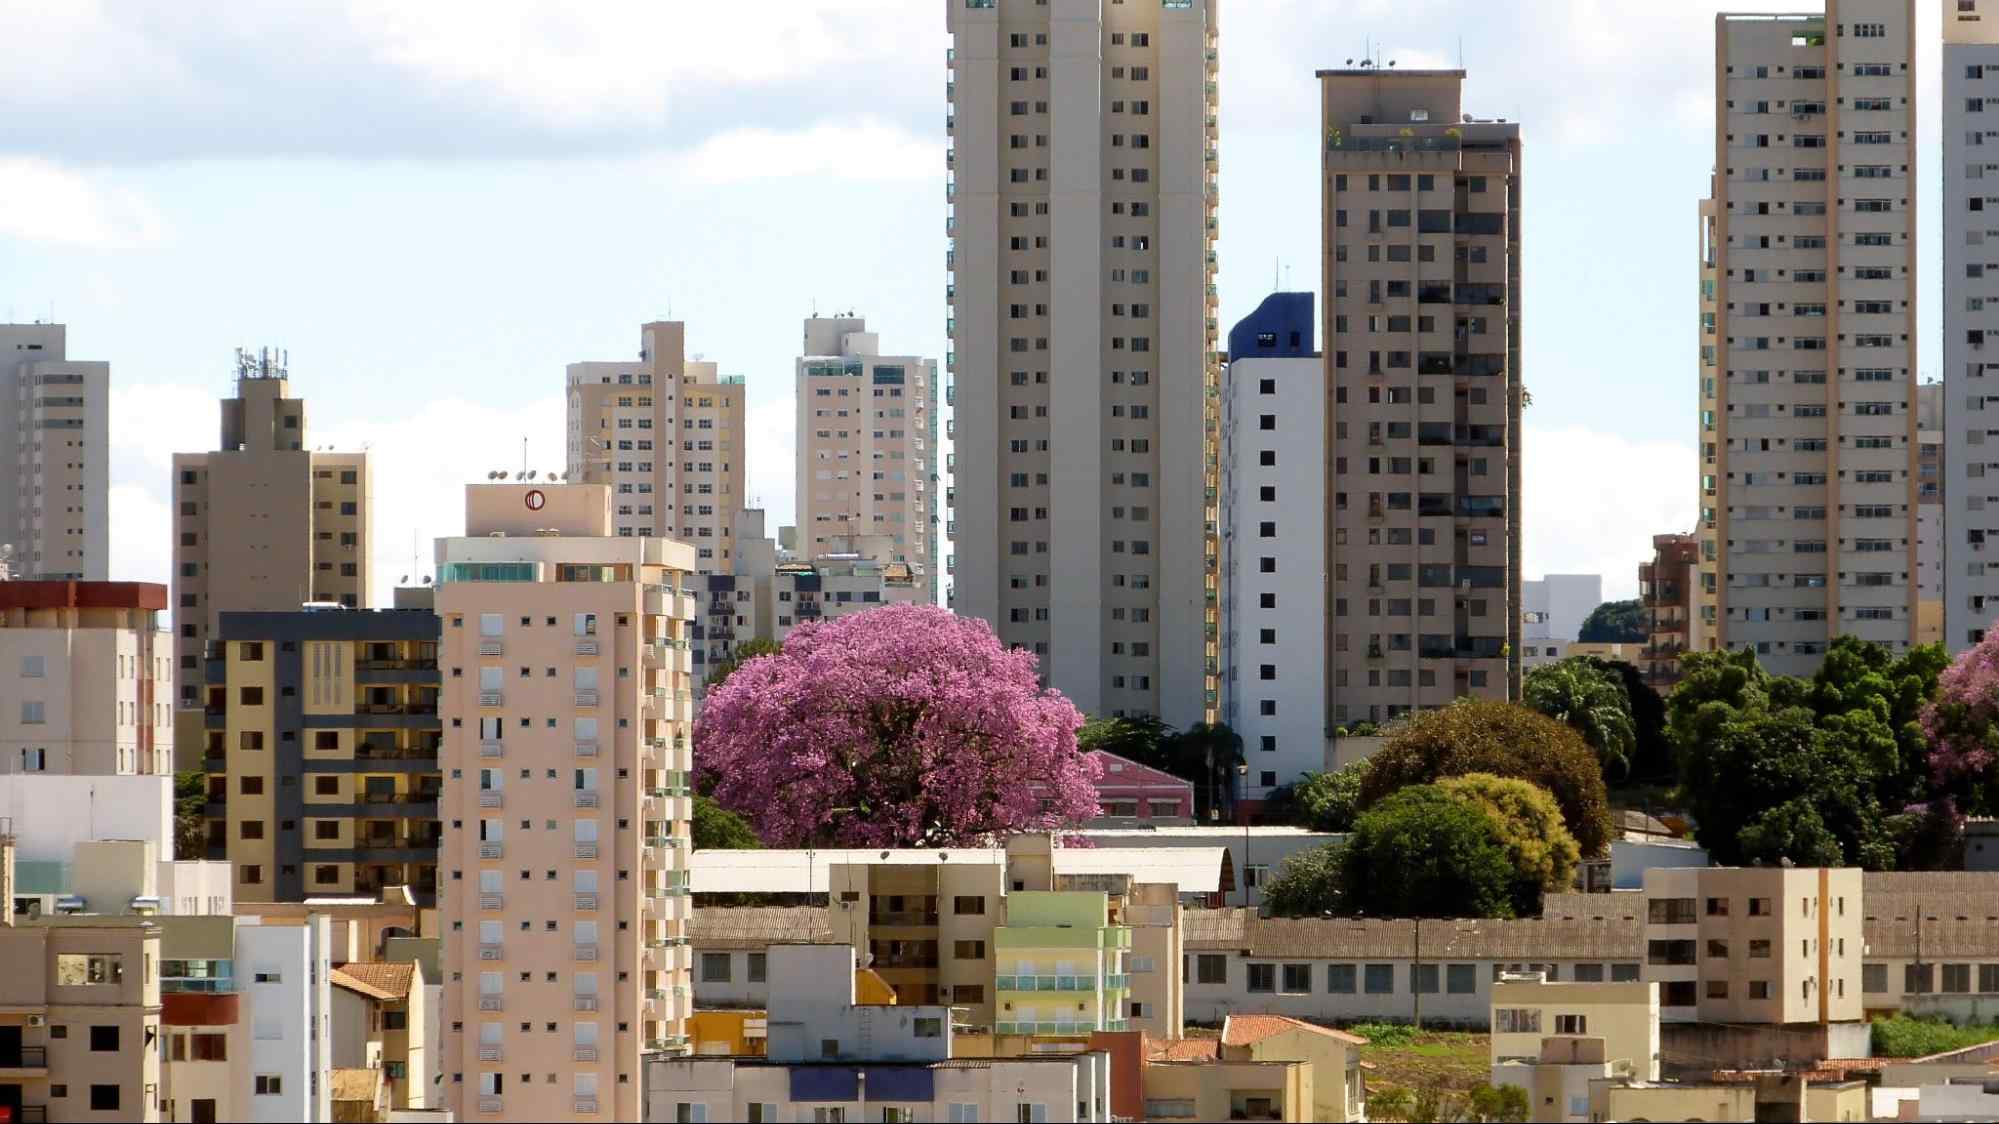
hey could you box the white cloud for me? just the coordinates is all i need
[109,483,173,587]
[1524,424,1696,602]
[743,396,797,532]
[668,120,940,186]
[0,158,168,248]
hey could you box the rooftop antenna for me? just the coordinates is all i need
[520,435,528,478]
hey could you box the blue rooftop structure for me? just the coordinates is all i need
[1226,291,1315,360]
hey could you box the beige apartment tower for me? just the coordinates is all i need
[1319,68,1524,723]
[945,0,1220,725]
[436,483,695,1120]
[0,581,171,776]
[795,315,941,603]
[565,321,745,573]
[171,349,372,716]
[2,323,109,581]
[1706,2,1918,675]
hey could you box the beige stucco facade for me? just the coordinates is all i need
[945,0,1220,726]
[1489,977,1660,1081]
[565,321,745,574]
[1318,69,1524,723]
[172,352,372,763]
[2,323,109,582]
[1707,3,1919,675]
[0,582,172,777]
[1642,866,1862,1024]
[795,315,940,603]
[0,913,166,1122]
[436,483,695,1121]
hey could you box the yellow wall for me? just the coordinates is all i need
[687,1010,765,1057]
[1143,1060,1309,1123]
[1233,1027,1361,1123]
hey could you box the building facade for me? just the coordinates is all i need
[1319,67,1524,725]
[0,581,171,776]
[199,605,441,906]
[1219,293,1328,804]
[1638,533,1701,689]
[1706,2,1918,674]
[0,912,166,1122]
[564,321,745,573]
[945,0,1220,724]
[795,316,940,602]
[435,483,696,1120]
[1523,576,1602,648]
[1,323,108,582]
[172,350,372,759]
[1948,0,1999,651]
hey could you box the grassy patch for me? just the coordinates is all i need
[1351,1025,1491,1093]
[1871,1015,1999,1058]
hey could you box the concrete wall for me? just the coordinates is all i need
[0,774,172,862]
[1184,952,1639,1028]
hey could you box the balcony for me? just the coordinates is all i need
[575,790,601,809]
[575,892,598,911]
[870,909,940,927]
[575,1098,600,1114]
[479,893,504,910]
[575,638,599,656]
[478,1097,503,1113]
[575,843,599,861]
[575,944,600,962]
[573,1046,599,1062]
[479,842,504,860]
[573,995,600,1012]
[479,739,504,758]
[0,1046,49,1074]
[576,740,599,757]
[479,1045,503,1061]
[574,689,599,707]
[480,943,503,960]
[479,638,504,656]
[479,790,503,808]
[478,690,504,706]
[479,995,503,1011]
[998,974,1097,992]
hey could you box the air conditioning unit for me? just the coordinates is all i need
[26,1016,44,1027]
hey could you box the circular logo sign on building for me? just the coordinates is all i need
[525,489,547,511]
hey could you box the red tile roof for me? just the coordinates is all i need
[1222,1014,1368,1048]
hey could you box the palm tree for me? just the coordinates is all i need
[1170,721,1245,820]
[1523,660,1638,779]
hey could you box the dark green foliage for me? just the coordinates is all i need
[1523,658,1637,778]
[1262,786,1518,920]
[1078,715,1246,821]
[692,795,762,850]
[174,771,206,861]
[1580,656,1672,781]
[1577,599,1646,643]
[1289,762,1367,832]
[1358,699,1614,857]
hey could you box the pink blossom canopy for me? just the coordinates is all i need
[1924,629,1999,784]
[694,604,1101,847]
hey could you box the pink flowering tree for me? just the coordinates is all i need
[1924,630,1999,803]
[694,604,1101,847]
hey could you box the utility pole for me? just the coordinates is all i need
[1412,919,1422,1029]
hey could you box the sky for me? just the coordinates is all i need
[0,0,1949,603]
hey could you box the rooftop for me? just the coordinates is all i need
[690,845,1227,895]
[1223,1013,1367,1048]
[0,581,168,613]
[329,961,414,1001]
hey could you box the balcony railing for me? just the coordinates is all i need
[479,639,504,656]
[574,1098,600,1114]
[575,843,599,860]
[573,995,599,1012]
[478,690,504,706]
[479,842,504,860]
[575,790,600,809]
[479,996,503,1011]
[479,1045,503,1061]
[478,1097,503,1113]
[575,893,598,910]
[575,944,599,962]
[0,1047,49,1068]
[997,974,1097,992]
[479,943,503,960]
[575,690,599,707]
[575,638,599,656]
[576,740,599,757]
[479,791,503,808]
[573,1046,599,1062]
[479,740,504,758]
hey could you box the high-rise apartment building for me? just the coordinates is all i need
[0,581,171,776]
[1319,68,1524,723]
[1638,532,1702,690]
[172,349,372,721]
[1698,196,1724,650]
[2,323,109,581]
[795,315,940,602]
[945,0,1220,724]
[1947,0,1999,650]
[1219,293,1326,805]
[565,321,745,573]
[1706,2,1917,675]
[1918,380,1943,643]
[200,600,441,905]
[435,483,695,1120]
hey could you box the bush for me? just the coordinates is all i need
[1335,785,1517,919]
[1436,773,1580,915]
[1291,762,1366,832]
[1871,1014,1999,1058]
[1359,699,1614,856]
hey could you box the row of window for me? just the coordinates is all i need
[1191,955,1641,993]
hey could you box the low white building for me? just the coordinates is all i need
[0,773,173,862]
[1074,825,1342,910]
[239,916,333,1123]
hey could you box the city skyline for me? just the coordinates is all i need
[5,1,1951,607]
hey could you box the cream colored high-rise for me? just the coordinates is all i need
[171,350,372,714]
[1708,2,1918,675]
[2,323,108,581]
[1945,0,1999,651]
[565,321,745,573]
[0,581,171,776]
[436,483,694,1121]
[1318,69,1524,723]
[795,315,940,603]
[945,0,1220,725]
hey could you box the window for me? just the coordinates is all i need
[1281,964,1311,993]
[255,1075,283,1095]
[54,954,122,985]
[19,701,44,725]
[1554,1014,1587,1035]
[1747,981,1771,1000]
[747,953,767,984]
[1413,964,1439,994]
[1907,964,1934,994]
[1862,964,1888,993]
[954,940,987,960]
[1494,1008,1540,1033]
[914,1017,944,1038]
[1196,954,1227,984]
[699,953,731,982]
[1246,964,1275,993]
[1327,964,1356,993]
[1446,964,1476,994]
[90,1086,120,1112]
[89,1025,118,1052]
[19,655,44,678]
[953,895,986,915]
[1364,964,1395,994]
[1945,964,1973,994]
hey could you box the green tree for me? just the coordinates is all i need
[1466,1083,1530,1122]
[1358,699,1614,857]
[173,771,206,861]
[1257,839,1348,918]
[1169,721,1246,821]
[703,637,781,691]
[692,795,763,850]
[1577,598,1646,643]
[1291,762,1367,832]
[1077,714,1177,775]
[1436,773,1581,915]
[1581,656,1673,781]
[1335,786,1517,919]
[1368,1088,1414,1123]
[1676,704,1891,869]
[1523,658,1638,778]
